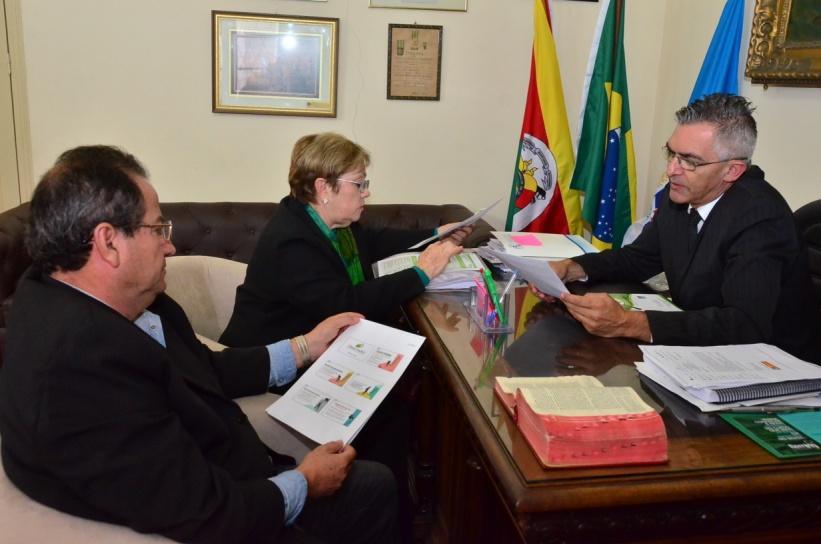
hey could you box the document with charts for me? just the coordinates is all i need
[267,319,425,445]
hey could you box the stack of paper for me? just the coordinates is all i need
[374,251,485,290]
[494,376,668,468]
[490,231,597,259]
[637,343,821,412]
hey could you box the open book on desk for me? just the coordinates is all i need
[494,375,603,418]
[493,376,668,468]
[267,319,424,445]
[638,343,821,406]
[374,250,484,290]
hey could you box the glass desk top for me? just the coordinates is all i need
[409,285,821,486]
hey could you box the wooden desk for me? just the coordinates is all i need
[406,288,821,543]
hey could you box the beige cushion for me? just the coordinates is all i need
[0,436,175,543]
[164,255,247,342]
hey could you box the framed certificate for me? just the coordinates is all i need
[387,24,443,101]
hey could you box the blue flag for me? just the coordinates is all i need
[689,0,745,103]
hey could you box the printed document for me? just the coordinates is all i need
[375,251,484,290]
[267,319,425,445]
[477,247,568,298]
[639,343,821,389]
[408,198,502,249]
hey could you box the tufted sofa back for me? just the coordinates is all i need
[794,199,821,313]
[0,201,492,366]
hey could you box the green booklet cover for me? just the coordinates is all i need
[609,293,680,312]
[720,412,821,459]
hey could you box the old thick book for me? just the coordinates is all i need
[494,375,603,418]
[494,376,668,468]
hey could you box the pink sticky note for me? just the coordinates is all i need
[511,234,542,246]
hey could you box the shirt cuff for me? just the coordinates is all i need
[413,266,430,286]
[267,340,298,387]
[270,470,308,526]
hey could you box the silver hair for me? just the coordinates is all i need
[675,93,757,162]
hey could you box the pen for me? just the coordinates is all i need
[722,405,800,413]
[499,271,518,301]
[481,267,507,325]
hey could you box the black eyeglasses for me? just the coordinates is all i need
[663,145,747,172]
[136,221,173,241]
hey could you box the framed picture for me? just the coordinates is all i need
[212,11,339,116]
[387,25,443,100]
[370,0,466,12]
[746,0,821,88]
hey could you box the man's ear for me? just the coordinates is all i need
[90,223,121,267]
[724,161,748,183]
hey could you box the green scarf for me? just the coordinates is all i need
[305,204,365,285]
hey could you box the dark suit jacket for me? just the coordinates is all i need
[0,272,289,543]
[220,196,429,347]
[574,166,821,362]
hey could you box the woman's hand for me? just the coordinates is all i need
[417,241,463,279]
[437,222,474,245]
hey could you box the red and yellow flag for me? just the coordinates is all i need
[505,0,582,234]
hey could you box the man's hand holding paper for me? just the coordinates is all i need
[528,259,652,342]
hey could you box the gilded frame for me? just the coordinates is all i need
[746,0,821,87]
[212,11,339,117]
[369,0,466,11]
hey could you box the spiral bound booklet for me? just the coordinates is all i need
[639,344,821,405]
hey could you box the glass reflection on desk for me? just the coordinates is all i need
[417,285,728,460]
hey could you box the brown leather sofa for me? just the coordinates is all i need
[0,201,492,367]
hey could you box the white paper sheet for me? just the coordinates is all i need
[477,247,568,298]
[267,319,425,445]
[408,198,502,249]
[639,344,821,389]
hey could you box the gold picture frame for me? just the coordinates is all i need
[387,24,443,100]
[212,11,339,116]
[370,0,466,11]
[746,0,821,88]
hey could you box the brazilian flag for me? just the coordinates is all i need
[570,0,636,250]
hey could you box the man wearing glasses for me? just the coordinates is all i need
[0,146,398,543]
[539,93,820,362]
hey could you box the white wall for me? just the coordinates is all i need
[16,0,821,229]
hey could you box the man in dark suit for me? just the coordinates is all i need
[0,146,397,543]
[541,93,819,362]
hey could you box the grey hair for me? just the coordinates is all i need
[675,93,757,162]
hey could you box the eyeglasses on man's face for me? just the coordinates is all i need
[663,144,747,172]
[137,221,173,241]
[337,177,370,193]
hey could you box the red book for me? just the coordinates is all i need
[514,387,668,468]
